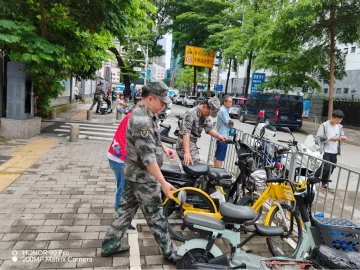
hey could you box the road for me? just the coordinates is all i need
[166,104,360,170]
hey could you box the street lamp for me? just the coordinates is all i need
[351,88,356,100]
[137,45,149,85]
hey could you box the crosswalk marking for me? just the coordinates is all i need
[53,122,116,142]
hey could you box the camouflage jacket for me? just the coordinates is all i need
[124,103,164,183]
[178,105,213,142]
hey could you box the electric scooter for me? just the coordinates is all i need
[175,175,360,270]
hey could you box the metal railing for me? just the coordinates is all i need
[207,131,360,222]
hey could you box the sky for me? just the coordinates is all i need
[164,33,172,69]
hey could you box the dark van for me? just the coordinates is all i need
[239,93,303,129]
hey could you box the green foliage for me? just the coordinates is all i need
[175,67,207,92]
[0,0,157,114]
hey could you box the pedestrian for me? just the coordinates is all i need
[101,79,179,262]
[111,87,117,113]
[116,94,128,115]
[214,95,233,168]
[134,89,142,105]
[74,84,80,103]
[107,102,138,233]
[176,97,227,165]
[90,82,105,113]
[315,109,346,192]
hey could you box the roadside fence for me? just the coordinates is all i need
[207,131,360,222]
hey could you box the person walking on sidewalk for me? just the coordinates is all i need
[107,102,138,233]
[214,95,233,168]
[315,109,346,191]
[111,87,117,113]
[74,84,80,103]
[90,82,105,113]
[101,80,179,262]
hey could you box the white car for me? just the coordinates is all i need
[174,94,185,105]
[183,96,198,107]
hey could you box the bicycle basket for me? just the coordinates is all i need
[313,216,360,252]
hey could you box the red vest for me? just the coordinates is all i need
[108,111,134,161]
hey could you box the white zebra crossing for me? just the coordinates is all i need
[54,122,118,141]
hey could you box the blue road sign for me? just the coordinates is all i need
[251,73,266,94]
[215,85,223,92]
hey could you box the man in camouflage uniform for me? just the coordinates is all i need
[176,97,227,165]
[101,80,179,262]
[90,81,106,113]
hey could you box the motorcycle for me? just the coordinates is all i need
[99,94,112,114]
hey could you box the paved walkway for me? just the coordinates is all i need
[0,134,270,269]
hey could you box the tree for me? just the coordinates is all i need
[265,0,360,118]
[168,0,232,95]
[175,67,206,93]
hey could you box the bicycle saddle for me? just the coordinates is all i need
[183,163,209,176]
[219,202,256,224]
[309,245,360,269]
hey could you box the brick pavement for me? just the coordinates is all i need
[0,135,271,270]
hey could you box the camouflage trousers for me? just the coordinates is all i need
[176,139,200,163]
[101,179,178,260]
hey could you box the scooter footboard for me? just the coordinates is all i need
[176,238,223,257]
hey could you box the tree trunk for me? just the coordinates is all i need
[225,59,232,95]
[244,51,253,97]
[193,66,197,96]
[207,68,212,97]
[109,47,132,98]
[328,9,335,119]
[40,0,46,39]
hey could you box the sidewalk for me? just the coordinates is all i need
[301,121,360,147]
[42,104,122,125]
[0,135,270,270]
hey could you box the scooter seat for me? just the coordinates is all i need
[184,213,225,231]
[160,123,171,129]
[208,168,232,183]
[183,163,209,176]
[254,224,284,237]
[161,164,182,178]
[219,203,256,224]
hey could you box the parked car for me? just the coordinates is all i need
[239,93,303,129]
[174,94,185,105]
[229,97,247,118]
[181,96,190,106]
[183,96,198,107]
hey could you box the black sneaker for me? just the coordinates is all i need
[127,224,137,234]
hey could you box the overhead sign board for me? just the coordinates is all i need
[250,73,266,94]
[184,45,215,68]
[214,85,223,92]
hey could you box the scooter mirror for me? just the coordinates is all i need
[178,190,187,205]
[281,127,291,133]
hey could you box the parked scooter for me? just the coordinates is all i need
[99,94,112,114]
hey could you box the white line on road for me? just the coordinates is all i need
[64,122,119,129]
[54,129,114,137]
[60,125,117,133]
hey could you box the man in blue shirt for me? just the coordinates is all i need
[214,95,233,168]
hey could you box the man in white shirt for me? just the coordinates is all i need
[315,110,346,191]
[74,84,80,103]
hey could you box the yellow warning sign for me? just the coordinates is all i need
[184,45,215,68]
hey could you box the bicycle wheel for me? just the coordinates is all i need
[163,189,217,242]
[265,203,302,258]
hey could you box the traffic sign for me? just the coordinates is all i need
[215,85,223,92]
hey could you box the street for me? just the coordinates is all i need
[167,104,360,171]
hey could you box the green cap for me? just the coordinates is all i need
[147,79,171,104]
[208,97,220,117]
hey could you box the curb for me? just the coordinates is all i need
[298,128,360,147]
